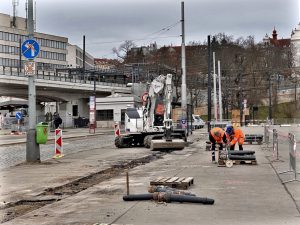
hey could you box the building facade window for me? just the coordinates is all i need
[0,31,67,50]
[0,44,67,61]
[96,110,113,121]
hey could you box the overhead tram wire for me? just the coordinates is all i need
[79,20,181,46]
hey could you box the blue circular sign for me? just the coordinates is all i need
[21,39,40,59]
[16,112,23,120]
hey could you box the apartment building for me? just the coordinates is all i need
[0,13,68,71]
[66,43,94,69]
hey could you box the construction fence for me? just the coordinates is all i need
[264,125,300,183]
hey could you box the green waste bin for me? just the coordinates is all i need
[36,122,49,144]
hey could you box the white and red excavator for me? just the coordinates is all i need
[115,74,186,151]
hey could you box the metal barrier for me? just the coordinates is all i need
[270,129,285,162]
[264,125,269,144]
[264,124,274,147]
[0,66,127,88]
[272,129,278,160]
[279,133,300,183]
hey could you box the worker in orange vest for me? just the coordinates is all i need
[209,127,227,151]
[225,125,245,150]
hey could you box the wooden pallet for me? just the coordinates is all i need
[150,177,194,190]
[218,159,257,166]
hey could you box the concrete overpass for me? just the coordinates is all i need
[0,68,132,127]
[0,71,131,102]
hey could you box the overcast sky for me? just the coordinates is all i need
[0,0,299,58]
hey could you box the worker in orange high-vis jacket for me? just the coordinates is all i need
[225,125,245,150]
[209,127,227,151]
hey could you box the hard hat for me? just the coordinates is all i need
[226,125,234,135]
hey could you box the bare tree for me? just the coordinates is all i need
[112,40,136,61]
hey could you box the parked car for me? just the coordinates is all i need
[192,114,205,129]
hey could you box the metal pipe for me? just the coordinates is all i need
[168,194,214,205]
[228,155,256,160]
[123,194,153,201]
[123,193,214,205]
[227,150,255,155]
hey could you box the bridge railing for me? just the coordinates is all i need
[0,66,128,88]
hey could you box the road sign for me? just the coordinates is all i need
[24,61,36,76]
[16,112,22,120]
[21,39,40,59]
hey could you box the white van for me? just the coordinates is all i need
[192,114,205,129]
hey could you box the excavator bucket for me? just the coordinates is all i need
[150,139,186,151]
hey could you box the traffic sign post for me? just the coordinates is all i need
[16,112,22,120]
[22,39,40,60]
[24,61,36,76]
[89,96,96,134]
[16,112,23,134]
[26,0,40,163]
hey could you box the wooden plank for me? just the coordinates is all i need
[176,177,186,183]
[160,177,171,183]
[150,177,194,190]
[153,177,164,182]
[166,177,179,183]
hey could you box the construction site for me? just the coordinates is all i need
[0,125,299,225]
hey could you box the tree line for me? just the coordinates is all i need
[113,33,294,118]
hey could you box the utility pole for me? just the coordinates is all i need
[239,86,243,127]
[218,60,222,121]
[268,73,272,120]
[181,1,187,130]
[26,0,40,162]
[213,52,217,121]
[239,70,243,127]
[295,76,297,109]
[19,38,22,74]
[207,35,212,132]
[83,35,86,76]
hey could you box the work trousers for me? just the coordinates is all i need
[230,144,243,150]
[209,134,223,151]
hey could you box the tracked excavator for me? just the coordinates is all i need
[115,74,186,150]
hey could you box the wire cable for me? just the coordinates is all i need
[75,20,181,49]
